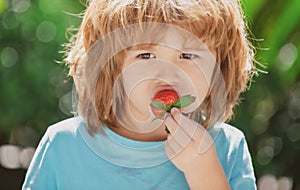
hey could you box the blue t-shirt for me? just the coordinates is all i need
[22,116,256,189]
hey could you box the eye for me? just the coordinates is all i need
[180,53,199,59]
[136,53,156,59]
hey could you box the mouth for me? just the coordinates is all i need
[153,85,178,97]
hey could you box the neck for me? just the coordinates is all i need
[109,123,168,142]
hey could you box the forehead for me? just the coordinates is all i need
[127,27,207,51]
[165,28,210,51]
[87,23,211,61]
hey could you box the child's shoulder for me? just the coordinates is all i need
[209,122,246,147]
[44,116,83,142]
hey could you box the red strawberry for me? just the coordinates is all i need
[151,90,180,117]
[150,90,196,133]
[150,89,196,117]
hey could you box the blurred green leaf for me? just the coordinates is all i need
[0,0,7,14]
[242,0,267,19]
[262,0,300,65]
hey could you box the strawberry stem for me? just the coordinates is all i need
[166,105,172,112]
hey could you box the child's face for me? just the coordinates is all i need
[116,29,216,133]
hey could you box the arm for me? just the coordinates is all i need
[164,108,230,190]
[22,129,57,190]
[229,136,256,190]
[184,145,231,190]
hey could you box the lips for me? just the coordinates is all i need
[153,85,178,97]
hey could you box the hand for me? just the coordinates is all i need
[164,108,230,189]
[164,108,214,172]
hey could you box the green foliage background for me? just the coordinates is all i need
[0,0,299,189]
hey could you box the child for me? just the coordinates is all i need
[23,0,257,189]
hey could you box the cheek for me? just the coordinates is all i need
[123,77,153,108]
[189,56,216,102]
[122,79,154,123]
[184,67,209,99]
[126,81,149,102]
[179,66,211,113]
[184,64,211,96]
[193,75,210,101]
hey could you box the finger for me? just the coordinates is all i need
[198,129,214,154]
[164,114,182,158]
[165,135,183,159]
[165,115,192,149]
[170,108,199,138]
[171,108,211,152]
[164,114,177,134]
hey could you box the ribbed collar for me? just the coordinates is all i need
[78,119,169,168]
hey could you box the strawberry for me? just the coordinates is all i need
[151,90,179,117]
[150,90,196,133]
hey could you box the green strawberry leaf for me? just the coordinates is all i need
[173,95,196,108]
[150,100,165,110]
[154,110,166,120]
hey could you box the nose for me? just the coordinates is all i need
[155,61,180,85]
[153,47,182,85]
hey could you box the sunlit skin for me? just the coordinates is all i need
[110,31,230,189]
[116,44,209,140]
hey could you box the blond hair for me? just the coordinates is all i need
[65,0,256,134]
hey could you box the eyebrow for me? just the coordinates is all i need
[127,44,157,51]
[182,38,207,50]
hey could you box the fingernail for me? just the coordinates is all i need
[171,108,178,115]
[163,113,170,120]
